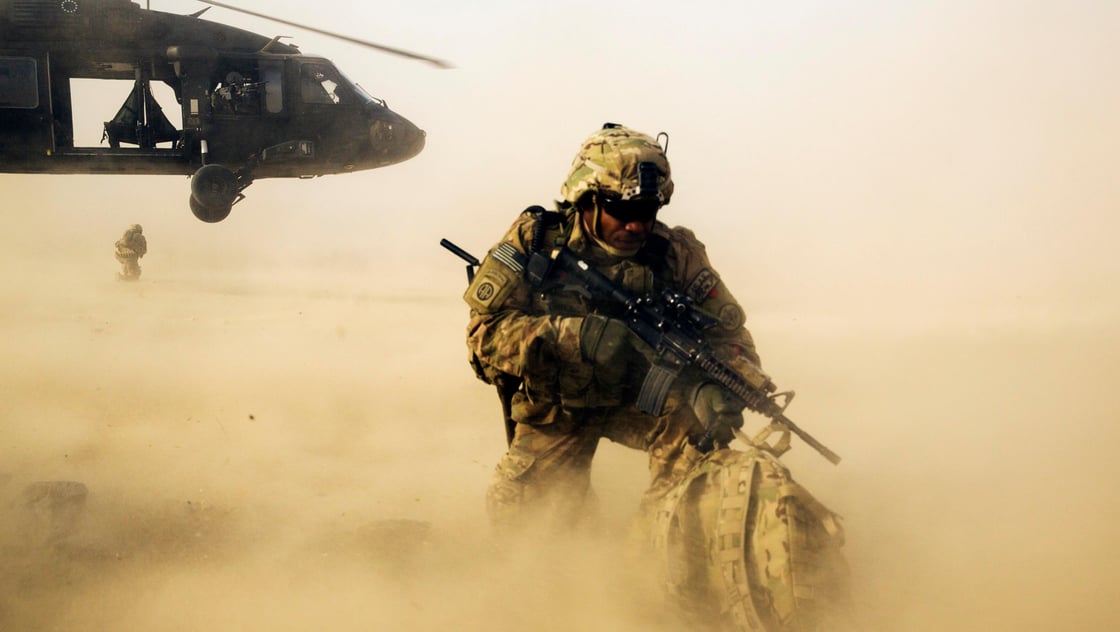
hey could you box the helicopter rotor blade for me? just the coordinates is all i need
[194,0,453,69]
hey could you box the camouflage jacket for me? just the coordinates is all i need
[465,206,760,416]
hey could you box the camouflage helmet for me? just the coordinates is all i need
[560,123,673,206]
[129,224,143,234]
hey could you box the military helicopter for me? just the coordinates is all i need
[0,0,447,222]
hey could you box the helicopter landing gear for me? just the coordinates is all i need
[189,195,232,223]
[189,164,243,223]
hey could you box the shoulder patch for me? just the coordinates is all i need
[464,269,516,312]
[686,268,719,302]
[717,303,746,331]
[475,279,498,302]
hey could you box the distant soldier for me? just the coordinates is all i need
[114,224,147,280]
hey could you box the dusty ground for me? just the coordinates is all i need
[1,197,1118,632]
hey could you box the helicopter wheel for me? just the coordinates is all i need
[191,164,240,209]
[189,195,233,223]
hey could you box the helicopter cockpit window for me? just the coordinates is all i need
[300,63,349,105]
[0,57,39,109]
[340,69,381,108]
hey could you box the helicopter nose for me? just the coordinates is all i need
[368,108,426,165]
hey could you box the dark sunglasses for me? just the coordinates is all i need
[599,194,661,223]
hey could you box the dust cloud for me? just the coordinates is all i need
[3,2,1120,627]
[0,198,680,631]
[2,188,1116,631]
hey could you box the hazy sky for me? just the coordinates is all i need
[5,0,1119,324]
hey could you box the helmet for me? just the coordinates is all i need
[560,123,673,207]
[130,224,143,234]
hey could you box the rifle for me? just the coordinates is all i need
[440,237,840,465]
[535,246,841,464]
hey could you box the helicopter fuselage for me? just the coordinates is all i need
[0,0,426,220]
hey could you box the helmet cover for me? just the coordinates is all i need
[560,123,673,206]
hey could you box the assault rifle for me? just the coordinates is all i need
[536,246,841,464]
[440,238,840,464]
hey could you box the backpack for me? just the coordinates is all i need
[650,448,852,631]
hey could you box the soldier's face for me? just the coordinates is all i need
[588,198,656,251]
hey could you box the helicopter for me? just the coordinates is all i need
[0,0,447,222]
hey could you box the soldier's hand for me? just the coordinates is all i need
[578,314,631,367]
[691,383,746,444]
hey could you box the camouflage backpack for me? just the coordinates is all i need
[650,448,851,631]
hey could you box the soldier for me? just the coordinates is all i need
[464,123,763,533]
[114,224,147,280]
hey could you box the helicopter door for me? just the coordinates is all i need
[292,61,364,167]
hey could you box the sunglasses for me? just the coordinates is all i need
[599,194,661,223]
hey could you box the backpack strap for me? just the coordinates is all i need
[649,461,706,602]
[713,453,769,631]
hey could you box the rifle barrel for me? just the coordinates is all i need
[777,413,842,465]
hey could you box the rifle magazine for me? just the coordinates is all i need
[637,364,679,416]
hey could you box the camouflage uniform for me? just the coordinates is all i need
[465,125,762,532]
[114,224,147,280]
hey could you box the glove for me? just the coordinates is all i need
[691,383,746,445]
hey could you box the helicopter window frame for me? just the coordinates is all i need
[0,57,40,109]
[259,60,284,114]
